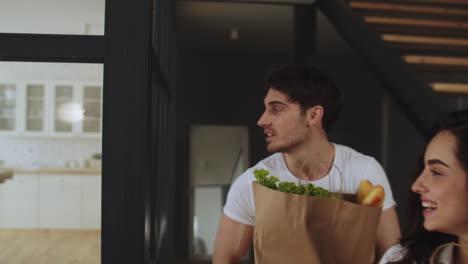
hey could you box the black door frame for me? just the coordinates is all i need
[0,0,176,263]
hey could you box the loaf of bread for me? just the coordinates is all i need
[357,180,385,208]
[357,180,373,204]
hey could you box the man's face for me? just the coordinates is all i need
[257,88,308,153]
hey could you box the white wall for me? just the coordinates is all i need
[0,62,103,82]
[0,137,101,168]
[194,186,223,255]
[0,0,105,35]
[0,0,105,168]
[190,125,249,256]
[190,125,249,186]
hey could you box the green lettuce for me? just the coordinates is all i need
[254,168,340,200]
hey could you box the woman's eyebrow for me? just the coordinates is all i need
[427,159,450,168]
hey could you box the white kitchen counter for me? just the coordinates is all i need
[0,168,102,229]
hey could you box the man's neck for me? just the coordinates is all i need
[282,136,335,181]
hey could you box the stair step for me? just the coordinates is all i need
[403,55,468,70]
[346,0,468,92]
[382,34,468,52]
[430,82,468,93]
[351,2,468,21]
[365,16,468,29]
[364,16,468,37]
[351,1,468,17]
[408,0,468,4]
[348,0,468,7]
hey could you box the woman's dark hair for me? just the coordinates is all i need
[391,110,468,263]
[265,64,342,133]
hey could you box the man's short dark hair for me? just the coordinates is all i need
[265,63,342,133]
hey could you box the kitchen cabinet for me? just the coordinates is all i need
[0,83,18,132]
[80,176,101,229]
[52,83,75,133]
[0,81,102,137]
[0,172,101,229]
[39,174,82,228]
[50,82,102,137]
[0,174,39,228]
[25,83,46,133]
[81,84,102,134]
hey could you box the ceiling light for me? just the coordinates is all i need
[57,102,84,123]
[230,28,239,40]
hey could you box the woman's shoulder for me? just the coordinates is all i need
[379,244,407,264]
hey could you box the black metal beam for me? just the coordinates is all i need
[102,0,153,263]
[318,0,449,136]
[294,4,317,64]
[0,33,104,63]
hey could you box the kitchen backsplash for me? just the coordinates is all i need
[0,137,101,169]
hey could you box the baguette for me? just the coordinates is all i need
[361,185,385,208]
[357,180,373,204]
[357,180,385,208]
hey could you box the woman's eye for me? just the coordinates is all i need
[430,170,442,176]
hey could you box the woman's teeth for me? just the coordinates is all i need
[422,201,437,210]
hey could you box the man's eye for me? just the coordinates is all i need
[270,108,282,114]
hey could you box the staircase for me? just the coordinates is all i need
[347,0,468,95]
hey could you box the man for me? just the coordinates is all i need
[213,64,400,263]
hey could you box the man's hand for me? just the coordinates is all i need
[213,214,253,264]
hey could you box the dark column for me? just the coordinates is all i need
[294,4,317,64]
[102,0,175,263]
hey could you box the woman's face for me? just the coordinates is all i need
[412,130,468,236]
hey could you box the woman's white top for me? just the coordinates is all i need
[379,244,454,264]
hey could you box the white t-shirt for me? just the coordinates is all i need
[223,143,396,226]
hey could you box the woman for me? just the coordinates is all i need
[380,110,468,264]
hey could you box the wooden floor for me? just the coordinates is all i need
[0,229,100,264]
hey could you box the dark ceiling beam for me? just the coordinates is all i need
[0,33,105,63]
[294,4,317,64]
[318,0,449,136]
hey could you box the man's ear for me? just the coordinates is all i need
[306,105,324,127]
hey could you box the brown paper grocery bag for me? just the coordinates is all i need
[253,182,382,264]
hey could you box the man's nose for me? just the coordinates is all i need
[257,112,267,127]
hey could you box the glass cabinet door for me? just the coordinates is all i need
[25,84,45,132]
[0,62,103,264]
[54,85,74,133]
[0,84,17,131]
[82,85,102,133]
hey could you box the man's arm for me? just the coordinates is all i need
[213,214,253,264]
[376,207,401,260]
